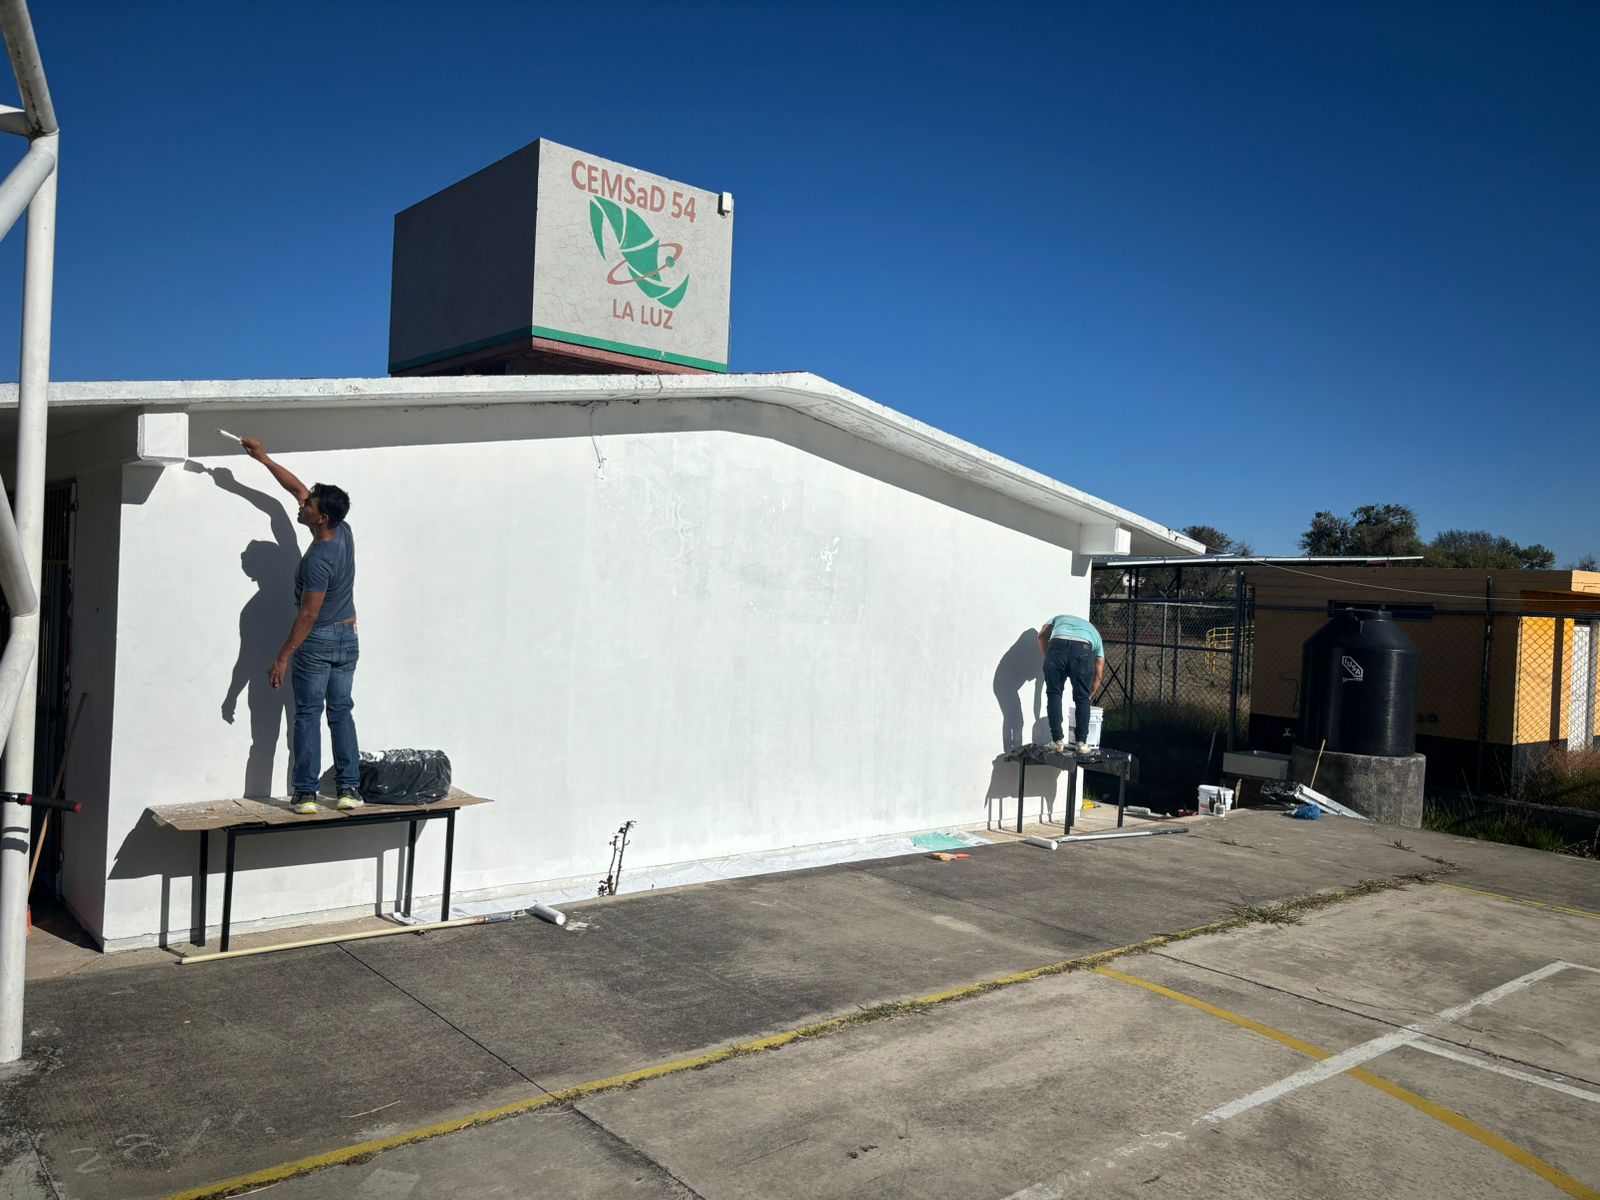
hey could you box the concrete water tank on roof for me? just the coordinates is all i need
[388,138,733,377]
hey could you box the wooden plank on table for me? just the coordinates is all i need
[147,788,491,832]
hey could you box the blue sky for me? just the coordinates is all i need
[1,1,1594,560]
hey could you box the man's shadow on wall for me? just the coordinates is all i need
[993,628,1047,752]
[190,463,300,798]
[987,629,1059,824]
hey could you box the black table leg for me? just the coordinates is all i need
[441,808,456,921]
[1065,766,1077,835]
[1117,772,1127,828]
[404,819,419,917]
[1016,760,1027,832]
[220,829,237,952]
[197,830,209,947]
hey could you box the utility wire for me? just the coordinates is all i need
[1226,559,1600,609]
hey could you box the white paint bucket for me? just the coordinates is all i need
[1064,704,1105,748]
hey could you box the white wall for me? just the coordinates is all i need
[97,397,1087,945]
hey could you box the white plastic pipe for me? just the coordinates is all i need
[0,0,57,135]
[0,127,55,1064]
[1024,836,1059,850]
[0,469,37,616]
[0,139,52,243]
[0,626,36,742]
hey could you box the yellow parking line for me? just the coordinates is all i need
[150,874,1436,1200]
[159,927,1228,1200]
[1095,966,1600,1200]
[1435,881,1600,920]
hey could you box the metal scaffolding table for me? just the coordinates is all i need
[148,790,491,951]
[999,746,1139,834]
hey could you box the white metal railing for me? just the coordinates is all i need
[0,0,57,1064]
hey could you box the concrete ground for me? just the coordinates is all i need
[2,811,1597,1200]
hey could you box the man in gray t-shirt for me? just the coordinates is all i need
[242,437,362,814]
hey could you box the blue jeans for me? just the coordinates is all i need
[1043,639,1096,744]
[291,621,360,795]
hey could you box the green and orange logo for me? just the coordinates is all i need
[590,197,690,309]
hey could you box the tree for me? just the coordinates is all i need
[1130,525,1254,600]
[1182,525,1255,557]
[1569,554,1598,572]
[1299,505,1422,557]
[1347,504,1425,556]
[1426,531,1556,570]
[1300,511,1352,555]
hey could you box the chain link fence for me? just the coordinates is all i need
[1091,566,1600,824]
[1089,572,1249,810]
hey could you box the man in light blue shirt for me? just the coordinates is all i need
[1037,613,1105,754]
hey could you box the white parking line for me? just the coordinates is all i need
[1002,960,1600,1200]
[1411,1041,1600,1105]
[1202,961,1574,1122]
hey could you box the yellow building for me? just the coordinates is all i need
[1245,567,1600,791]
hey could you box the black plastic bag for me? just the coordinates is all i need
[358,749,452,805]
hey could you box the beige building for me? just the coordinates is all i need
[1245,567,1600,791]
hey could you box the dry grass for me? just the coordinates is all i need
[1517,747,1600,812]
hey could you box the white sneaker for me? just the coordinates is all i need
[1075,742,1093,756]
[1044,740,1067,753]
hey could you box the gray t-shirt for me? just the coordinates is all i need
[295,523,356,625]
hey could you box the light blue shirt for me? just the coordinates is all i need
[1044,614,1103,658]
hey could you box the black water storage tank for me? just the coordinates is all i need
[1298,609,1420,757]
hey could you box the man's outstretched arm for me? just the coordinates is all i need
[241,436,309,505]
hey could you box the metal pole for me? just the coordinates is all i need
[0,1,57,136]
[1475,577,1493,793]
[0,0,58,1063]
[1016,760,1026,833]
[1172,566,1183,703]
[1128,569,1139,734]
[0,130,54,1064]
[1158,604,1167,703]
[1228,570,1244,752]
[0,139,51,242]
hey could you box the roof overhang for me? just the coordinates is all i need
[0,372,1203,557]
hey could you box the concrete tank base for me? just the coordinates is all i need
[1290,746,1426,828]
